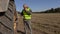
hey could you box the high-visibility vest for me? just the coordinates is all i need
[23,8,31,20]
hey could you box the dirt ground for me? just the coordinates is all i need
[17,13,60,34]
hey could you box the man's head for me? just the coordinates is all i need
[23,4,29,9]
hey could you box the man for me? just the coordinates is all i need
[21,4,32,34]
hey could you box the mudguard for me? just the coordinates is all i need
[0,0,9,12]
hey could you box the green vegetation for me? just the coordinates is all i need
[40,7,60,13]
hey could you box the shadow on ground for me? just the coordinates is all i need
[0,32,2,34]
[17,30,25,34]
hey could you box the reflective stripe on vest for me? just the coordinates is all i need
[24,15,31,19]
[23,8,31,19]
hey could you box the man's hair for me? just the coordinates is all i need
[23,4,29,8]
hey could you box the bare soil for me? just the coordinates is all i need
[17,13,60,34]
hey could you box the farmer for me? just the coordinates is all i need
[21,4,32,34]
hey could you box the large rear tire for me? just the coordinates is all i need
[0,0,16,34]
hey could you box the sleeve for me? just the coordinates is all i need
[21,10,23,16]
[30,9,32,12]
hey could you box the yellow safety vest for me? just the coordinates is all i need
[23,8,31,20]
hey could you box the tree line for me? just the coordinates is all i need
[40,7,60,13]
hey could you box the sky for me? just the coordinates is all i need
[14,0,60,12]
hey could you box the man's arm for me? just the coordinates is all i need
[21,10,23,16]
[26,9,32,15]
[29,9,32,14]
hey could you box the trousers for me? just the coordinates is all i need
[23,19,32,34]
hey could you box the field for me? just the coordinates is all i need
[17,13,60,34]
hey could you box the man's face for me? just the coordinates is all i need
[23,4,28,9]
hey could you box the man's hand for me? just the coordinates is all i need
[25,8,29,11]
